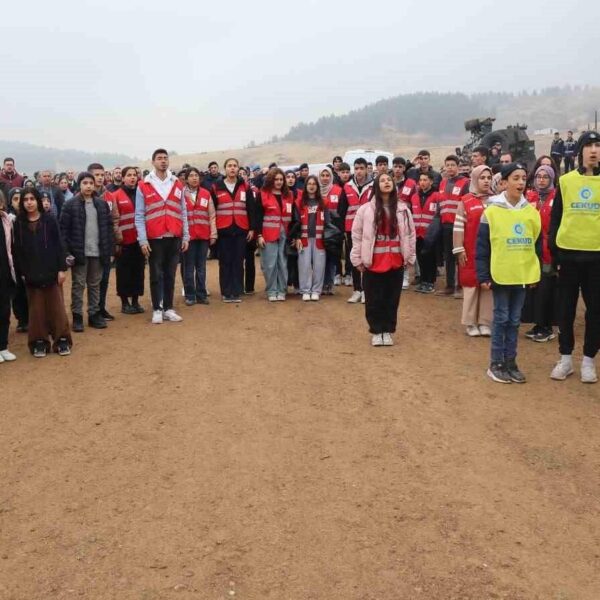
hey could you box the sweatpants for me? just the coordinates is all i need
[462,286,493,327]
[345,232,362,291]
[298,238,326,294]
[260,228,288,298]
[557,260,600,358]
[71,257,103,316]
[218,233,246,298]
[416,238,437,284]
[363,268,404,334]
[148,237,181,311]
[442,223,456,289]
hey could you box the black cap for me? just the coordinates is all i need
[500,162,528,180]
[577,131,600,152]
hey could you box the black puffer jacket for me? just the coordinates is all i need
[59,194,114,266]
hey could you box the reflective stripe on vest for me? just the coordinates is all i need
[486,203,541,285]
[344,181,372,232]
[260,190,293,242]
[556,170,600,251]
[215,184,249,230]
[439,177,468,224]
[140,180,184,240]
[113,188,138,245]
[185,187,212,240]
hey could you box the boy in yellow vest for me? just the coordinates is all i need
[476,163,541,384]
[549,131,600,384]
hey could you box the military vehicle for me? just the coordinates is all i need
[456,117,537,168]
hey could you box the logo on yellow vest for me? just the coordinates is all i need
[507,222,532,247]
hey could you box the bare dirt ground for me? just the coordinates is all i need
[1,261,599,600]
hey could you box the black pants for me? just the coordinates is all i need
[363,268,404,334]
[99,261,111,311]
[148,238,181,311]
[416,238,437,284]
[244,238,257,293]
[0,280,14,350]
[533,271,558,330]
[442,223,456,289]
[564,156,575,173]
[218,233,246,298]
[557,260,600,358]
[287,254,299,288]
[551,154,562,173]
[116,243,145,299]
[345,232,362,291]
[12,275,29,326]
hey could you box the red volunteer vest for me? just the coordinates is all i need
[112,188,137,245]
[324,184,342,213]
[260,190,293,242]
[439,176,469,224]
[370,219,404,273]
[214,181,250,231]
[300,203,325,250]
[139,179,184,240]
[344,181,373,232]
[458,194,485,288]
[185,187,212,241]
[410,191,439,239]
[526,189,555,265]
[396,178,417,205]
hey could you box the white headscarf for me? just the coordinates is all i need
[319,166,334,197]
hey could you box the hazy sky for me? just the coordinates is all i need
[1,0,598,158]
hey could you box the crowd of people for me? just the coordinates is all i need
[0,132,599,386]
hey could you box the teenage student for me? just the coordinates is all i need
[319,166,344,295]
[351,173,416,346]
[476,163,541,384]
[0,190,17,362]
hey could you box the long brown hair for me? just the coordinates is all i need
[372,174,398,238]
[301,175,325,211]
[262,167,289,195]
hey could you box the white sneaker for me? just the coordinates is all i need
[268,296,278,302]
[360,291,365,304]
[581,361,598,384]
[163,309,183,322]
[371,334,384,347]
[276,293,286,301]
[302,293,311,302]
[466,325,481,337]
[550,359,574,381]
[382,333,394,346]
[344,275,352,286]
[0,349,16,361]
[334,275,342,286]
[347,291,362,303]
[310,293,319,301]
[478,325,492,337]
[152,310,163,324]
[206,289,211,296]
[0,353,3,363]
[181,287,185,297]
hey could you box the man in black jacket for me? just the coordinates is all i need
[551,132,565,173]
[59,172,114,332]
[563,131,577,173]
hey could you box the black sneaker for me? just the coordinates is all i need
[16,322,28,333]
[132,303,145,314]
[99,308,115,321]
[532,329,555,343]
[33,339,47,358]
[184,298,196,306]
[57,337,71,356]
[487,361,512,384]
[88,312,108,329]
[524,326,539,339]
[196,297,210,305]
[422,283,435,294]
[72,313,84,333]
[121,304,138,314]
[505,359,526,383]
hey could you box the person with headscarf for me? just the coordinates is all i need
[452,165,494,337]
[285,170,300,292]
[318,166,345,294]
[523,165,558,343]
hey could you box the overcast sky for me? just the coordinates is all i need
[1,0,598,158]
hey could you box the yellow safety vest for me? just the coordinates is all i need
[556,170,600,251]
[486,203,541,285]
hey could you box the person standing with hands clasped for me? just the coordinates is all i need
[135,149,189,324]
[549,131,600,384]
[351,173,416,347]
[476,163,541,384]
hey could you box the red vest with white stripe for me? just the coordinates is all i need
[344,180,373,232]
[324,184,342,214]
[458,194,485,288]
[112,188,137,245]
[526,189,555,265]
[185,187,212,241]
[396,178,417,205]
[410,191,439,239]
[370,219,404,273]
[214,181,250,231]
[300,203,325,250]
[138,179,184,240]
[260,190,293,242]
[439,176,469,224]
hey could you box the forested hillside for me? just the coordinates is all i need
[282,86,600,143]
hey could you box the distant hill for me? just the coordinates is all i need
[281,86,600,144]
[0,140,136,175]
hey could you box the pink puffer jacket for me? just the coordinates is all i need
[350,199,416,269]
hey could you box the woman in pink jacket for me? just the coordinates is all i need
[351,173,416,347]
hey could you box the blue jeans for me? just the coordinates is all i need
[183,239,209,301]
[260,228,288,297]
[491,286,527,363]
